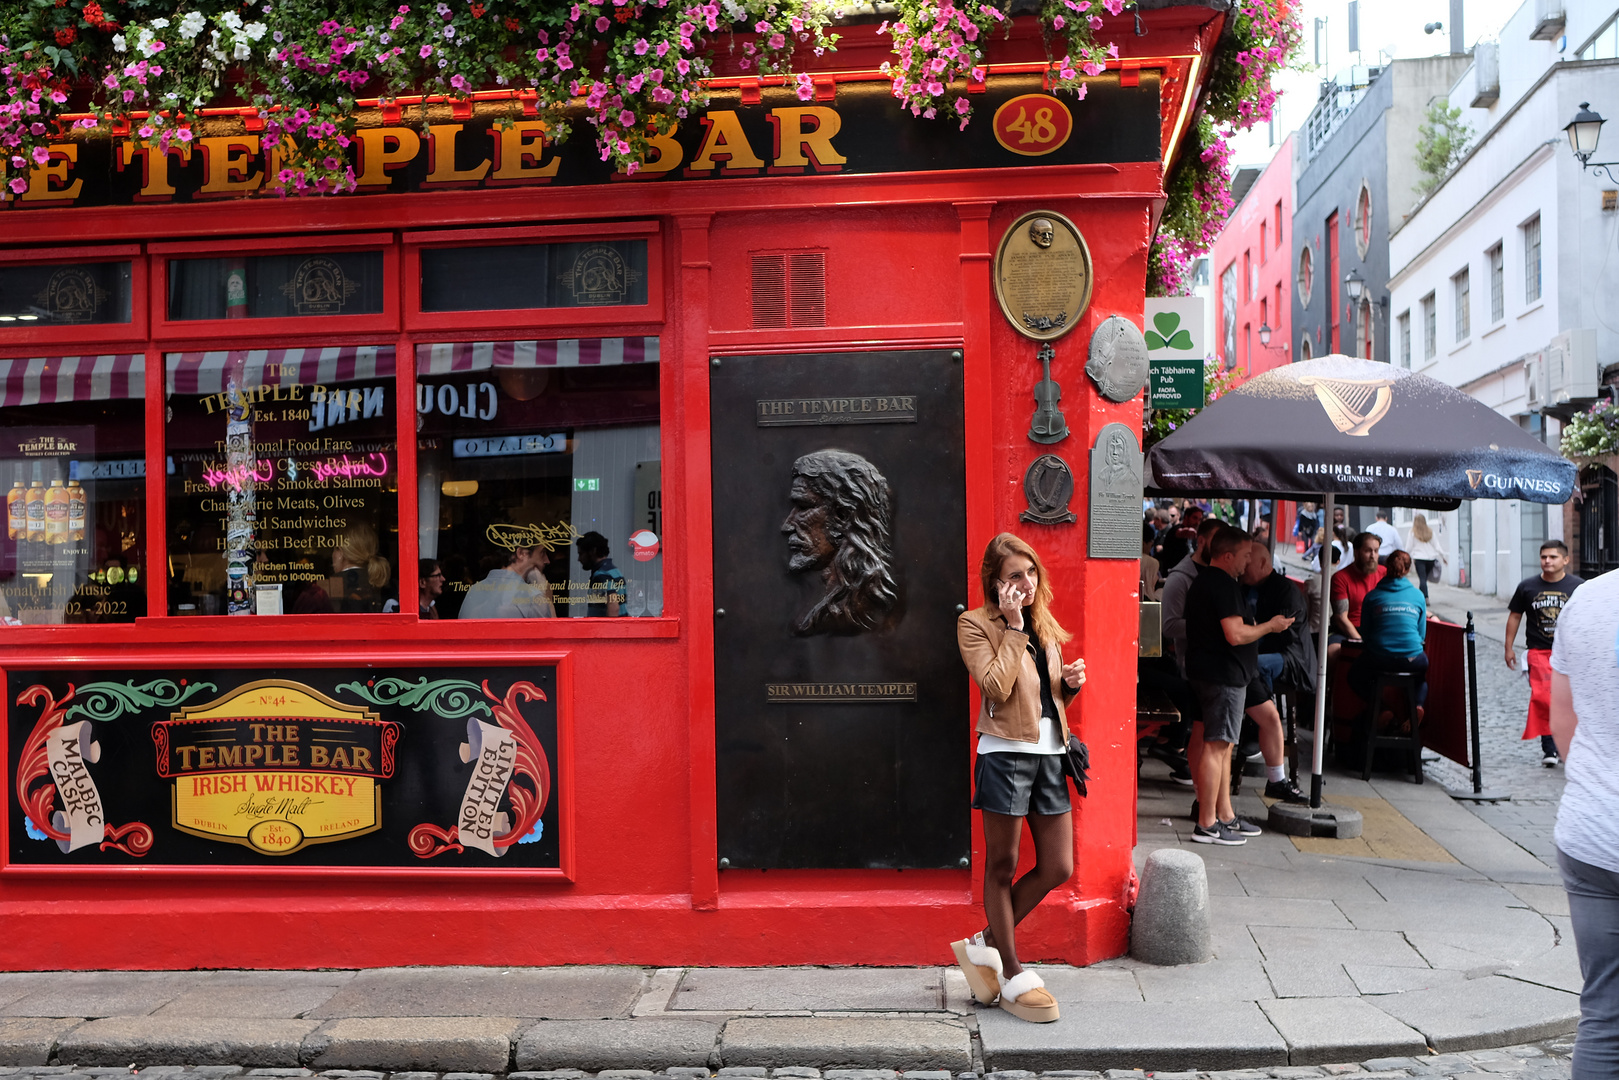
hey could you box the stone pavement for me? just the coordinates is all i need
[0,575,1585,1077]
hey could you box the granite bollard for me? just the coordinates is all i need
[1129,848,1212,966]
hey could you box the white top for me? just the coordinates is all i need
[458,568,554,619]
[978,716,1065,755]
[1552,569,1619,873]
[1405,531,1444,561]
[1366,519,1402,554]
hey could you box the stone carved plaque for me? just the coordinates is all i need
[1086,315,1151,403]
[1088,422,1143,559]
[994,210,1094,342]
[1020,454,1077,525]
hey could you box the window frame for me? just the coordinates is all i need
[1523,215,1542,304]
[1487,242,1505,323]
[0,244,149,348]
[149,232,401,342]
[1398,310,1411,368]
[1421,292,1437,361]
[402,221,665,334]
[1453,267,1471,343]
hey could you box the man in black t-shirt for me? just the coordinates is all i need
[1507,539,1584,766]
[1183,526,1296,845]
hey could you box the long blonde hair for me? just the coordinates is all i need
[978,532,1071,644]
[337,522,391,589]
[1411,514,1433,543]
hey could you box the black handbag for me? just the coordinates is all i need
[1062,734,1090,797]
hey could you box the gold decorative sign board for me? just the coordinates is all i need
[993,211,1094,341]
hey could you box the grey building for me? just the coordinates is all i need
[1291,56,1471,367]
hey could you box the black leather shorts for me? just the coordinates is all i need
[972,751,1071,817]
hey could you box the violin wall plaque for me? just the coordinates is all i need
[1020,454,1077,526]
[994,211,1094,342]
[1028,341,1069,444]
[1088,423,1144,558]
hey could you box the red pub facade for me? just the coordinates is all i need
[0,8,1225,970]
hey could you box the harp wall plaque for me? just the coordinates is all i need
[1020,454,1077,525]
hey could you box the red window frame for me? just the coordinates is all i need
[402,221,664,334]
[148,232,401,343]
[0,243,149,351]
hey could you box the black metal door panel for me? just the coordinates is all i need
[711,350,968,868]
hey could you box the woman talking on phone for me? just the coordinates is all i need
[951,533,1085,1024]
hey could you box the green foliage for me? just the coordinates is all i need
[1414,99,1472,198]
[1561,400,1619,459]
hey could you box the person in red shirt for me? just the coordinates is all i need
[1329,532,1386,663]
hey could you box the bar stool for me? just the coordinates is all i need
[1357,670,1424,783]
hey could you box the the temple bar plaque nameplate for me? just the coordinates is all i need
[766,681,919,703]
[756,395,918,427]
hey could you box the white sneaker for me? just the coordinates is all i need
[1543,754,1560,767]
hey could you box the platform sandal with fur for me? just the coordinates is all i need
[949,933,1003,1005]
[997,969,1060,1023]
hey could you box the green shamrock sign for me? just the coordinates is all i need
[1145,311,1195,351]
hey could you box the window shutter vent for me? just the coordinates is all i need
[787,252,826,327]
[751,251,826,328]
[751,254,788,328]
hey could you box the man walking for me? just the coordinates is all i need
[1548,566,1619,1078]
[1508,539,1583,766]
[1365,509,1402,565]
[1184,526,1295,844]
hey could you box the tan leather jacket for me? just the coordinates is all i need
[957,607,1075,745]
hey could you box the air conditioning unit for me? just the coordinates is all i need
[1531,0,1565,39]
[1525,351,1547,409]
[1547,328,1600,403]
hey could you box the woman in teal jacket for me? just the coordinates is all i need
[1352,550,1430,706]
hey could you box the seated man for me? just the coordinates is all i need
[1242,540,1310,803]
[1351,550,1429,714]
[1329,532,1385,669]
[459,541,555,619]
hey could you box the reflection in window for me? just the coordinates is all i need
[168,251,384,320]
[420,240,649,312]
[0,262,133,325]
[417,338,662,619]
[0,355,147,623]
[165,347,399,616]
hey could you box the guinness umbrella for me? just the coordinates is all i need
[1145,356,1575,807]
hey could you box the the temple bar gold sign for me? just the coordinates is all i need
[993,210,1094,342]
[766,682,918,703]
[756,395,918,426]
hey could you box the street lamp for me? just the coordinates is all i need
[1344,269,1365,304]
[1563,102,1618,183]
[1257,323,1288,353]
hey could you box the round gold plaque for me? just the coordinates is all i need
[993,210,1094,342]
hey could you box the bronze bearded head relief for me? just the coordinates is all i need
[781,449,898,636]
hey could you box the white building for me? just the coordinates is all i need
[1386,0,1619,595]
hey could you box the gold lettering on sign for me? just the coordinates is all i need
[755,394,918,427]
[769,107,847,170]
[488,120,560,182]
[353,127,423,188]
[687,111,764,173]
[426,123,491,185]
[198,136,263,196]
[765,682,919,703]
[20,144,83,203]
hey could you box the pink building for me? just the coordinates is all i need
[1210,133,1294,381]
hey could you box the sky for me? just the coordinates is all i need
[1225,0,1530,168]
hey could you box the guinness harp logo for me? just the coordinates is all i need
[1297,376,1395,437]
[1467,469,1485,490]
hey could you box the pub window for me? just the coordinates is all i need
[417,338,662,621]
[0,262,133,326]
[168,251,385,320]
[420,241,649,312]
[164,346,400,616]
[0,355,147,623]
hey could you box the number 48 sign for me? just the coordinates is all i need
[992,95,1074,157]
